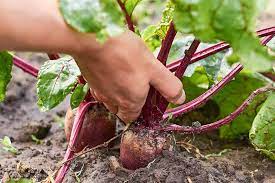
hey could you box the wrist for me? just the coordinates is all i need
[68,32,102,56]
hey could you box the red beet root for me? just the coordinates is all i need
[64,104,116,153]
[120,129,172,170]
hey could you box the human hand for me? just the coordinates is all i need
[74,31,185,123]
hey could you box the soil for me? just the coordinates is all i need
[1,9,275,183]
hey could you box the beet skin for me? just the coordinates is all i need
[120,129,171,170]
[64,104,116,153]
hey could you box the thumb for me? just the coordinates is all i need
[150,61,186,105]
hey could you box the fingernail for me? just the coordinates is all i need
[173,89,186,105]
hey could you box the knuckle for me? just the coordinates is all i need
[129,110,141,121]
[128,115,139,122]
[117,111,139,123]
[95,92,108,102]
[130,92,146,104]
[117,99,137,111]
[117,112,129,123]
[117,102,142,122]
[128,85,149,102]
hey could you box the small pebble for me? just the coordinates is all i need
[32,150,41,157]
[45,140,52,146]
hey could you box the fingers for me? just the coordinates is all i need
[116,106,142,123]
[103,102,118,114]
[90,89,99,101]
[90,89,118,114]
[90,58,185,124]
[90,89,141,123]
[90,89,108,103]
[90,84,149,123]
[150,61,186,105]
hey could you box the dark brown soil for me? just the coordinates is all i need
[1,52,274,183]
[1,12,275,183]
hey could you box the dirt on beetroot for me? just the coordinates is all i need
[0,53,274,183]
[1,11,275,183]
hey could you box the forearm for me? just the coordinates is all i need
[0,0,100,55]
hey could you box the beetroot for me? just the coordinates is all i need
[6,1,275,181]
[120,129,172,170]
[64,104,116,153]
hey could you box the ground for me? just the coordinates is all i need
[1,7,275,183]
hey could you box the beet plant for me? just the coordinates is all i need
[0,0,275,182]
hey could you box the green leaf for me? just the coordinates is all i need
[168,74,206,109]
[182,75,207,101]
[131,0,164,28]
[31,135,42,145]
[168,36,230,86]
[0,51,13,102]
[7,178,33,183]
[250,93,275,160]
[167,36,194,63]
[141,25,162,51]
[186,66,210,89]
[174,68,273,140]
[0,136,19,155]
[141,1,174,51]
[70,83,89,109]
[213,72,272,140]
[121,0,143,16]
[59,0,124,42]
[59,0,104,33]
[172,0,274,72]
[37,57,80,111]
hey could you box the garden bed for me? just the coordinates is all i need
[1,5,275,183]
[0,52,274,183]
